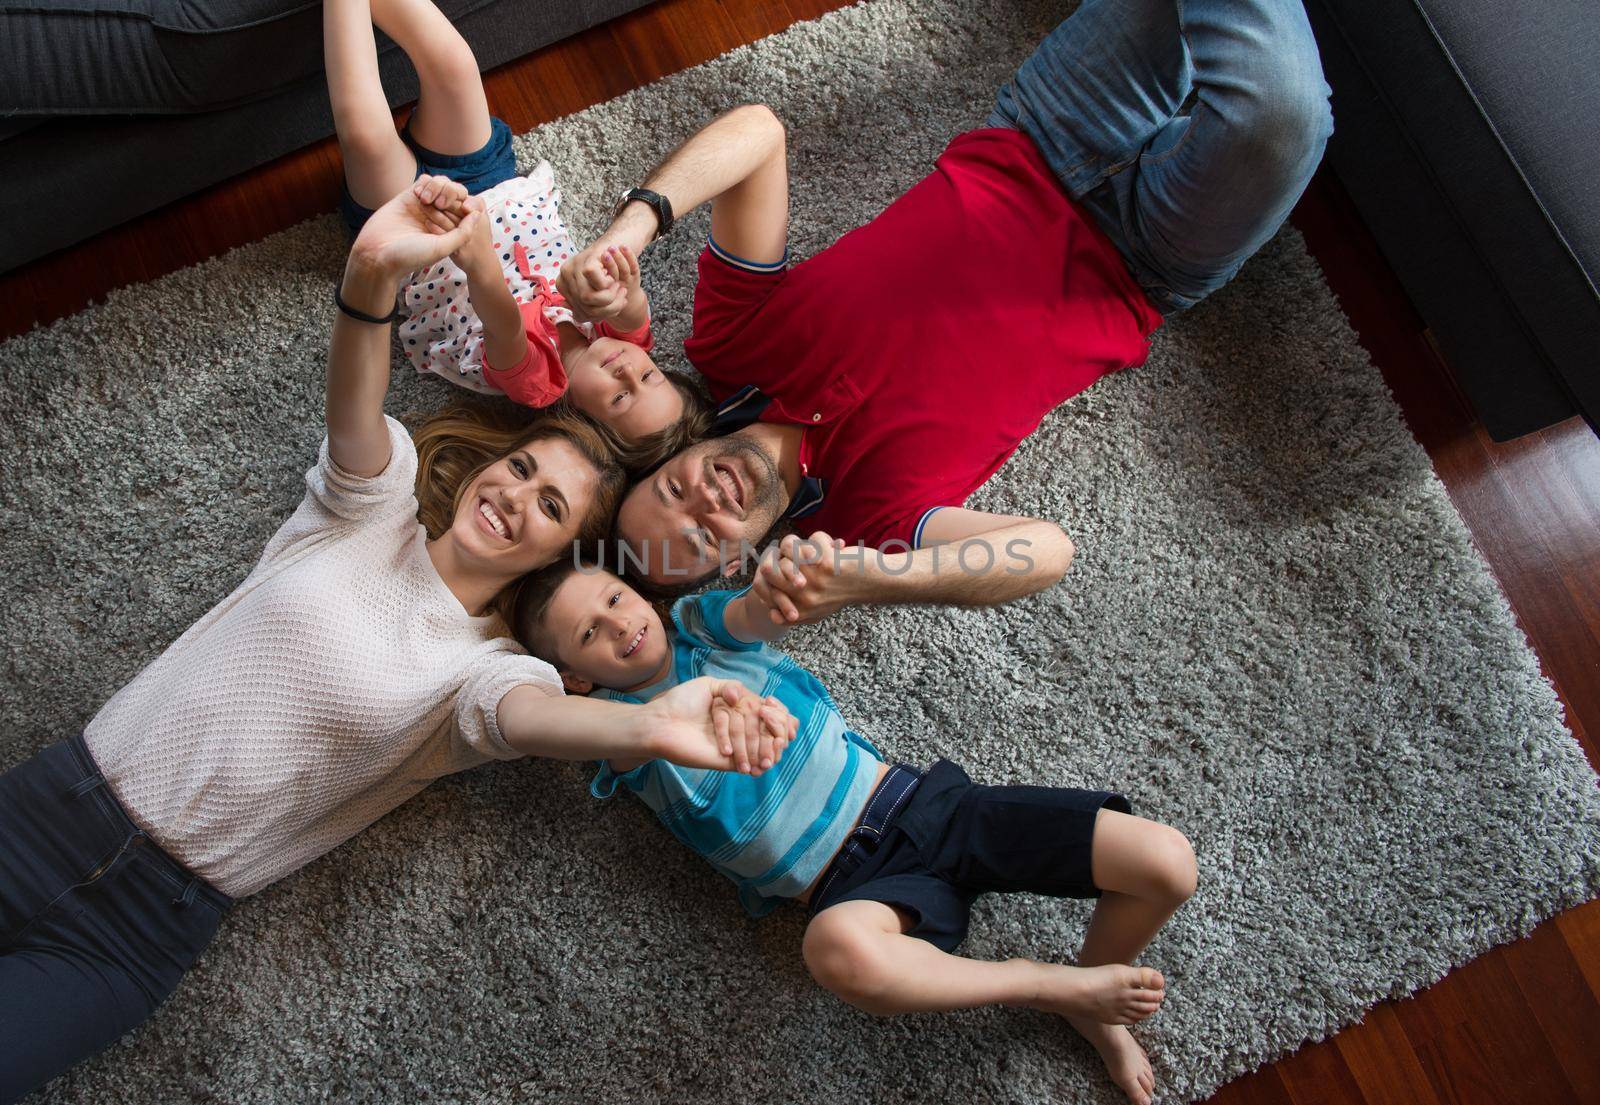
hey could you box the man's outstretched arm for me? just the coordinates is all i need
[748,510,1077,626]
[560,104,789,317]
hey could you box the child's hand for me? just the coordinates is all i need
[411,175,470,231]
[712,689,796,774]
[447,195,498,280]
[601,244,643,298]
[557,240,631,324]
[751,532,855,626]
[646,678,796,775]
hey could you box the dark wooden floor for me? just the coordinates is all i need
[3,1,1596,1101]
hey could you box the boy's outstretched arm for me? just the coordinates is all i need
[721,579,796,645]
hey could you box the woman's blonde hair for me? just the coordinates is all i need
[410,399,626,565]
[553,369,715,475]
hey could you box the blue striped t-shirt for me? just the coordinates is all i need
[591,588,884,916]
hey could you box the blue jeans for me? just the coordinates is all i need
[0,735,230,1105]
[988,0,1334,314]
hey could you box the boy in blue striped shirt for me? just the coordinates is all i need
[514,562,1196,1105]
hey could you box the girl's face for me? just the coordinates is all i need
[565,337,684,442]
[449,437,599,576]
[545,568,671,693]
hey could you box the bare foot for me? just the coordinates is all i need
[1027,963,1165,1025]
[1070,1017,1158,1105]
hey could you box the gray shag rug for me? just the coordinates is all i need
[3,1,1598,1101]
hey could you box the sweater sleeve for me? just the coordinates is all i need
[481,301,568,409]
[255,416,420,569]
[455,647,564,761]
[309,415,418,521]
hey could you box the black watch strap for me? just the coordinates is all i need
[619,187,673,240]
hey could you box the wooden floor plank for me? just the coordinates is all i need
[1407,1026,1509,1105]
[1554,900,1600,1020]
[1503,918,1600,1103]
[1273,1041,1370,1105]
[1334,1006,1441,1105]
[1208,1064,1297,1105]
[1442,952,1581,1104]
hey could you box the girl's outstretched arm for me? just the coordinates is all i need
[327,180,481,476]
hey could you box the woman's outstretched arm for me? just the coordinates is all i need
[496,677,798,775]
[326,179,481,476]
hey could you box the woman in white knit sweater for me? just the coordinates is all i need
[0,180,794,1103]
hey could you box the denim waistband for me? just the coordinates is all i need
[65,733,233,914]
[808,762,922,916]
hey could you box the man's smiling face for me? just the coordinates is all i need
[615,432,789,585]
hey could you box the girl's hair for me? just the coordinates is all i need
[557,369,715,476]
[410,402,627,617]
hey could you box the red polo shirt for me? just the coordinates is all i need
[683,127,1163,548]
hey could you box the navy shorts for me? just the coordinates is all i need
[810,759,1130,953]
[340,114,519,234]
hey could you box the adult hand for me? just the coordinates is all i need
[556,239,632,324]
[347,175,483,285]
[645,677,796,774]
[750,532,859,626]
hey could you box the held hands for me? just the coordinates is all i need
[749,532,858,626]
[556,240,641,324]
[446,195,498,281]
[646,677,798,775]
[347,175,482,285]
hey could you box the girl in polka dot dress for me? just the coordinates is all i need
[326,0,709,468]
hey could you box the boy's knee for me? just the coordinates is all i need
[730,103,787,151]
[803,911,894,1011]
[1146,825,1197,906]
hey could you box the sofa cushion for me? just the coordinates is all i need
[1,0,512,113]
[0,0,645,272]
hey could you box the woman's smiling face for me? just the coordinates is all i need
[449,436,600,575]
[564,337,684,441]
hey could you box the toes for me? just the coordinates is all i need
[1138,967,1165,992]
[1116,1075,1151,1105]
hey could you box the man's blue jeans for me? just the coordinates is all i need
[988,0,1334,314]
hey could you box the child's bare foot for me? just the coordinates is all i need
[1026,963,1165,1025]
[1069,1017,1158,1105]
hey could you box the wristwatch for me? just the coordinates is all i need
[616,187,673,241]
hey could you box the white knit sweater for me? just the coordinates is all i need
[84,417,560,897]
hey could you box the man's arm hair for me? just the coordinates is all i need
[837,511,1076,608]
[595,104,789,262]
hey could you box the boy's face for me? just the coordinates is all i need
[546,568,671,692]
[565,338,684,442]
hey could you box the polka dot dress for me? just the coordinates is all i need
[399,160,587,396]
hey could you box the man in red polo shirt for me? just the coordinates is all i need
[554,8,1327,1099]
[569,0,1330,615]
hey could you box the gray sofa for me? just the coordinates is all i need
[1305,0,1599,440]
[0,0,654,274]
